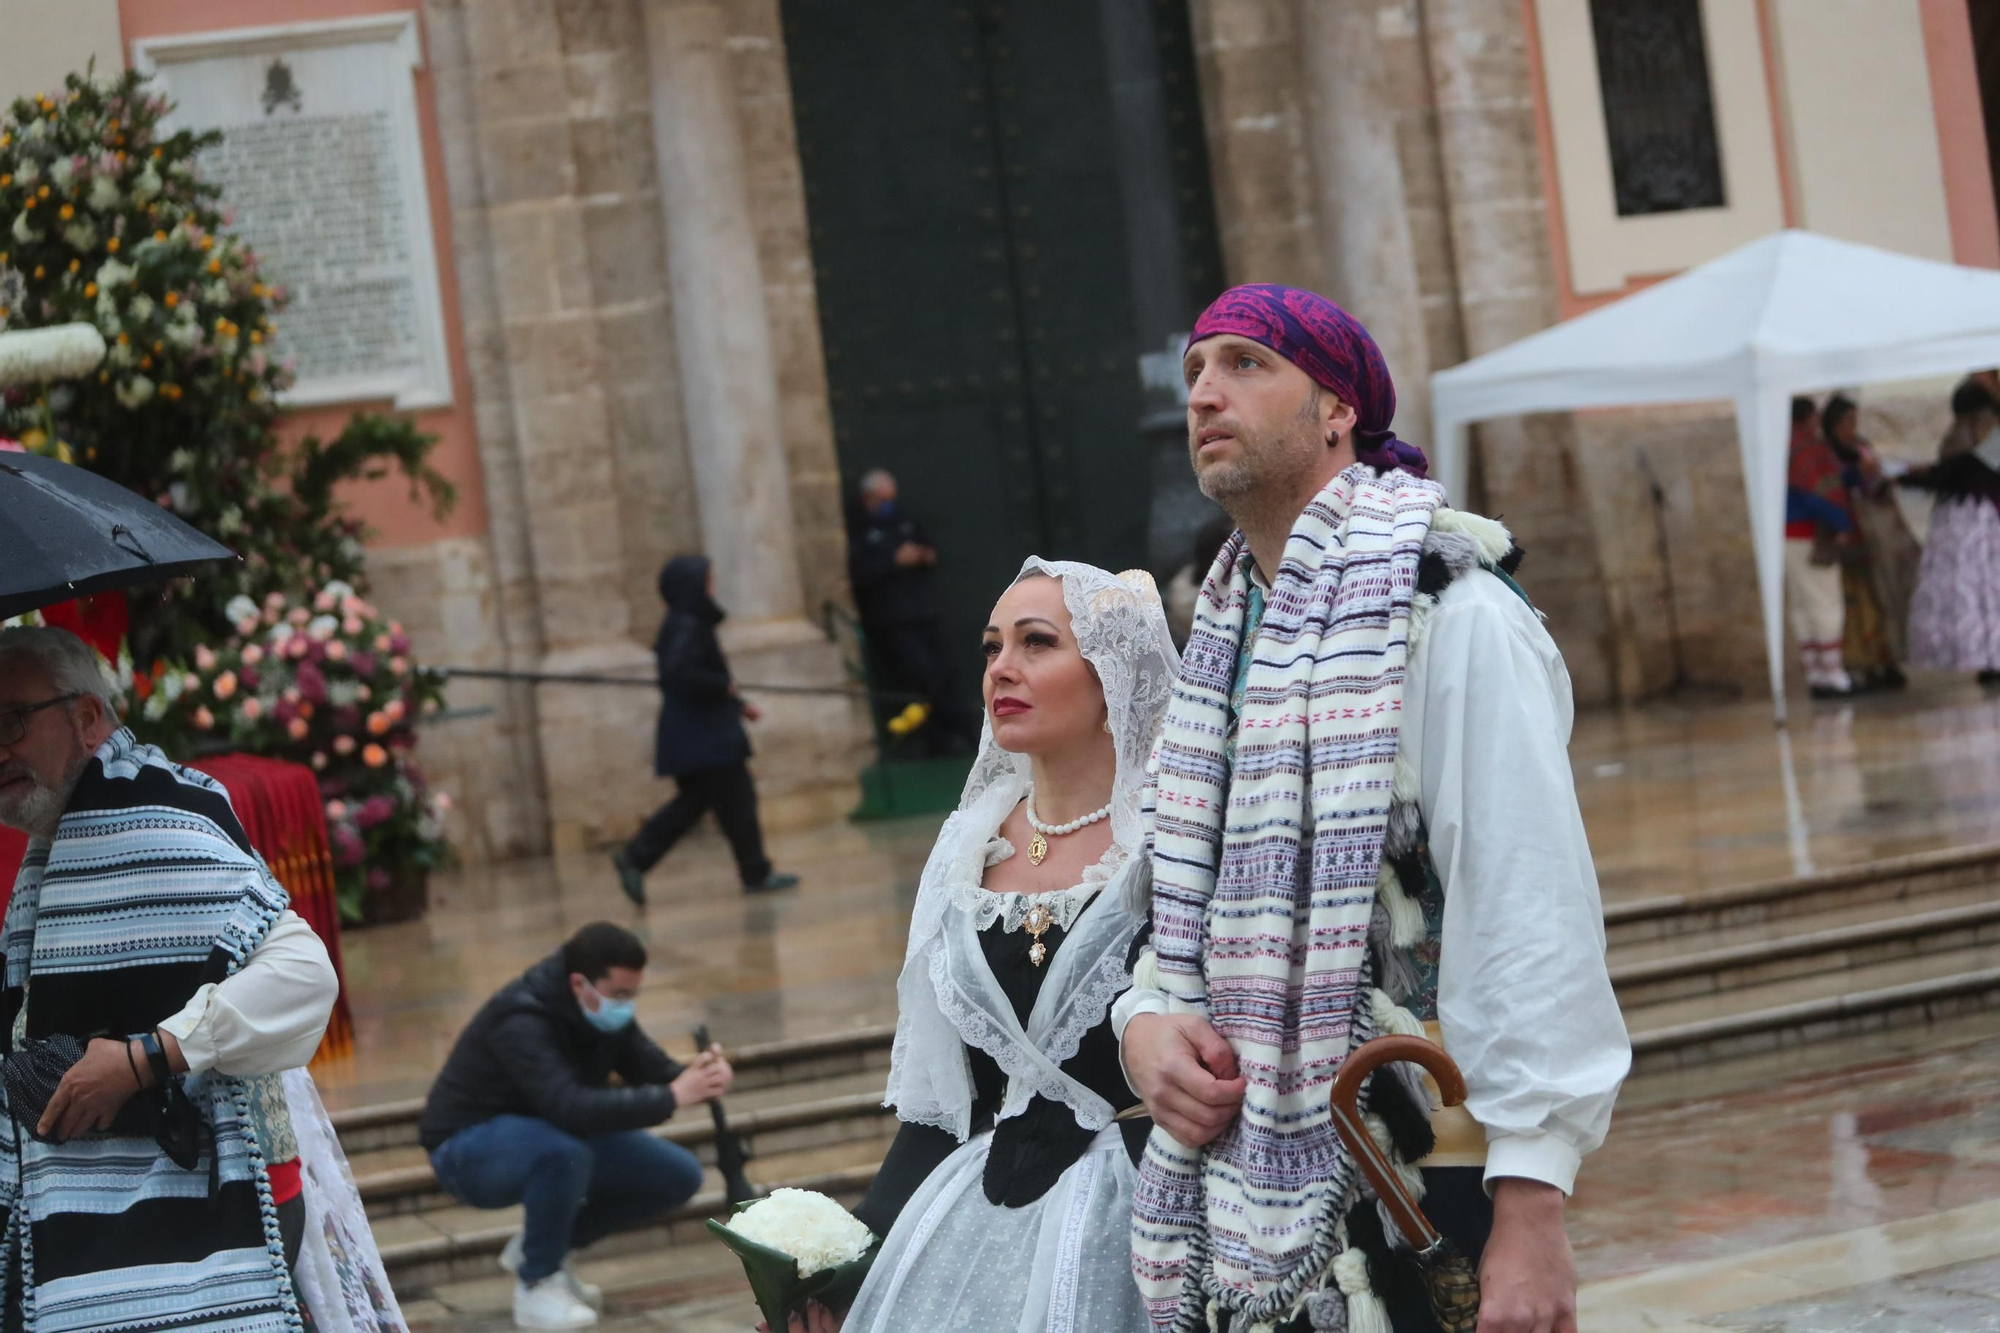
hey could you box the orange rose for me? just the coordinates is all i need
[366,711,390,735]
[362,743,388,769]
[288,717,309,741]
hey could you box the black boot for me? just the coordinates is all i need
[612,852,646,906]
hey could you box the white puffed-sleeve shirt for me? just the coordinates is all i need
[156,909,338,1076]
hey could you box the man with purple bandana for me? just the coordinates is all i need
[1116,285,1629,1333]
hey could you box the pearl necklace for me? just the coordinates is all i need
[1023,786,1113,867]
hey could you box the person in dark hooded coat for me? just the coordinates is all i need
[613,556,799,901]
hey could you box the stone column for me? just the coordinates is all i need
[1301,0,1434,455]
[640,0,868,828]
[1420,0,1619,704]
[642,0,807,630]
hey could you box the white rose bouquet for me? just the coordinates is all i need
[708,1188,878,1327]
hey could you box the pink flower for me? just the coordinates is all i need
[341,596,366,617]
[366,711,390,736]
[356,795,396,830]
[0,439,25,453]
[330,824,364,870]
[194,644,218,671]
[333,735,357,756]
[286,635,309,660]
[182,672,201,693]
[295,661,328,704]
[212,671,237,700]
[264,591,287,611]
[356,684,373,702]
[193,706,214,730]
[287,717,309,741]
[287,607,310,627]
[240,644,264,667]
[389,656,408,676]
[342,616,364,636]
[383,698,406,723]
[282,686,302,705]
[310,751,327,771]
[314,592,336,612]
[240,697,264,721]
[434,791,453,812]
[373,634,392,653]
[239,667,259,692]
[326,641,347,662]
[235,617,260,636]
[324,800,348,821]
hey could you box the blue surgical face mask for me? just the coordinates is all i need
[869,497,897,520]
[580,981,637,1033]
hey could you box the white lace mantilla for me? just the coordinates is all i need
[948,837,1131,934]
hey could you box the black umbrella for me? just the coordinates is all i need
[0,450,237,620]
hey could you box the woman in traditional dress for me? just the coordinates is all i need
[777,558,1179,1333]
[1903,373,2000,686]
[1821,394,1919,690]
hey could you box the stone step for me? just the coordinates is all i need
[357,1068,895,1219]
[1610,896,2000,1008]
[378,1132,895,1289]
[1601,842,2000,953]
[334,1024,894,1155]
[1625,943,2000,1073]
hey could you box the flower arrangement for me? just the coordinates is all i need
[0,68,453,671]
[138,579,453,923]
[0,68,459,920]
[710,1189,878,1329]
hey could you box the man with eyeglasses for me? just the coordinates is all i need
[0,625,338,1331]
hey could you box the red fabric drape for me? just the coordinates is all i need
[0,754,351,1064]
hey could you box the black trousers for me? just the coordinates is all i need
[624,761,772,886]
[867,620,981,754]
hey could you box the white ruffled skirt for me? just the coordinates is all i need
[846,1124,1148,1333]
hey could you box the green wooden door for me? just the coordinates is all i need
[784,0,1220,702]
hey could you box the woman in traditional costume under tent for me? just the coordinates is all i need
[1903,373,2000,686]
[1820,393,1919,691]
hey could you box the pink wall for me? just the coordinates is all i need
[117,0,489,549]
[1524,0,2000,321]
[1920,0,2000,268]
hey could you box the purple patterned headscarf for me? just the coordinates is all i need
[1187,283,1429,478]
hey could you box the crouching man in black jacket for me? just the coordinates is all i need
[419,923,733,1330]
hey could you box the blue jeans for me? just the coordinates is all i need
[429,1116,704,1282]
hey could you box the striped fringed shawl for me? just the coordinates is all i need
[1133,464,1442,1330]
[1,729,303,1333]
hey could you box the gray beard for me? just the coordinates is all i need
[0,739,88,840]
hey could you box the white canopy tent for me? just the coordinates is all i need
[1430,229,2000,723]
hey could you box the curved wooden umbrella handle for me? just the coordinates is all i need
[1327,1034,1469,1255]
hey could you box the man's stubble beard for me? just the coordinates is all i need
[1190,394,1328,523]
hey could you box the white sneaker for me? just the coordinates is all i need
[499,1233,604,1313]
[514,1274,598,1330]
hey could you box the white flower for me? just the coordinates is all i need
[21,121,46,144]
[114,374,155,408]
[96,259,135,289]
[307,614,340,641]
[226,594,260,624]
[14,159,38,186]
[11,212,42,246]
[128,293,154,320]
[215,505,244,536]
[87,175,120,213]
[49,158,73,191]
[722,1190,873,1277]
[0,323,108,387]
[323,580,357,604]
[62,220,98,253]
[166,317,202,350]
[168,447,194,474]
[131,162,162,204]
[205,280,230,305]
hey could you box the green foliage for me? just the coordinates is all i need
[0,68,457,922]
